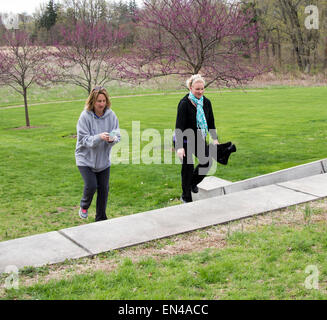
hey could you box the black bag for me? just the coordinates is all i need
[209,142,237,165]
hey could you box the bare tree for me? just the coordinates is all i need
[61,0,109,26]
[53,20,125,94]
[0,31,57,127]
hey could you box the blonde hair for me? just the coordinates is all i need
[186,74,205,90]
[85,86,111,111]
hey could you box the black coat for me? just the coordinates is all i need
[174,94,218,150]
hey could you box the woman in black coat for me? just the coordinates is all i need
[174,74,236,203]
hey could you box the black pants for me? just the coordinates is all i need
[180,141,212,202]
[78,166,110,221]
[176,137,233,202]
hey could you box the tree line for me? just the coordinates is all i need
[0,0,138,46]
[1,0,326,73]
[241,0,327,73]
[0,0,326,127]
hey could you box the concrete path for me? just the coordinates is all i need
[1,172,326,273]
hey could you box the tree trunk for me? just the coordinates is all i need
[23,87,30,127]
[255,30,260,63]
[278,0,305,72]
[277,28,282,68]
[304,43,311,74]
[313,49,317,70]
[324,6,327,71]
[290,1,307,72]
[253,5,260,63]
[271,41,275,57]
[265,33,270,61]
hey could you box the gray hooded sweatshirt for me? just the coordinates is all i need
[75,108,120,172]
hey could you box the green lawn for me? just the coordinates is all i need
[0,86,327,242]
[0,82,179,108]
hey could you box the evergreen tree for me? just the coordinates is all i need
[39,0,58,31]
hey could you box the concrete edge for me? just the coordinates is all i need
[0,231,93,273]
[218,159,326,195]
[321,159,327,173]
[197,176,232,192]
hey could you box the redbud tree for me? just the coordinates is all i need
[53,21,126,94]
[119,0,269,87]
[0,31,57,127]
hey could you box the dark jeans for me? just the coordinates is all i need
[180,141,212,202]
[78,166,110,221]
[175,138,232,202]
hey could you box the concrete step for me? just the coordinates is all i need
[192,158,327,201]
[191,176,231,201]
[1,172,326,273]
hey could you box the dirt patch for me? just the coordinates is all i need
[250,72,327,88]
[62,134,77,139]
[45,207,78,216]
[11,126,44,130]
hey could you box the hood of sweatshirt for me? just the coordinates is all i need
[89,107,113,119]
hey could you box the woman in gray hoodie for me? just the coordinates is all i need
[75,86,120,221]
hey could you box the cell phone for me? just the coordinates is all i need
[108,129,119,138]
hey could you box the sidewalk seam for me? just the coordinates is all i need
[275,183,320,198]
[58,230,94,256]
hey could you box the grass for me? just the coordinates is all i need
[1,83,327,300]
[0,81,182,108]
[0,85,327,241]
[1,201,327,300]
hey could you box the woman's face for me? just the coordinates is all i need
[94,93,107,115]
[190,81,204,99]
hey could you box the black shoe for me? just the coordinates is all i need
[180,196,192,203]
[95,216,108,222]
[191,185,199,193]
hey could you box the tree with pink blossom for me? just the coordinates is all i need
[53,21,126,94]
[0,31,57,127]
[119,0,269,87]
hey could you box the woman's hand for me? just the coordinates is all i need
[177,148,185,160]
[100,132,115,142]
[213,139,220,145]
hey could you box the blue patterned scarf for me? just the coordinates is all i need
[189,92,208,138]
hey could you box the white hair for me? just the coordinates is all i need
[186,74,205,89]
